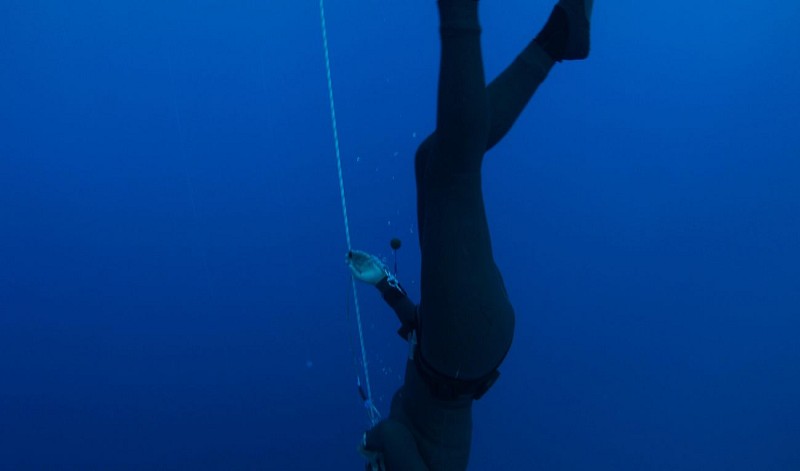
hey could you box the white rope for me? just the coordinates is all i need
[319,0,380,427]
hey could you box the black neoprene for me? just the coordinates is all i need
[365,1,557,469]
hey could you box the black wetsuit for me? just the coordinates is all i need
[364,1,557,469]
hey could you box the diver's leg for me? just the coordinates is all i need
[413,0,487,245]
[414,1,594,382]
[484,37,554,152]
[413,135,435,248]
[431,0,489,175]
[415,36,551,247]
[417,0,515,381]
[416,0,594,239]
[484,0,594,151]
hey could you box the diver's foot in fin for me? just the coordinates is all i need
[535,0,593,62]
[559,0,592,60]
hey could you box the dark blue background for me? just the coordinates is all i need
[1,0,798,469]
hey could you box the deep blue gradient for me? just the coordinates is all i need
[1,1,798,469]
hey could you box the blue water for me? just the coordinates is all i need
[2,1,799,469]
